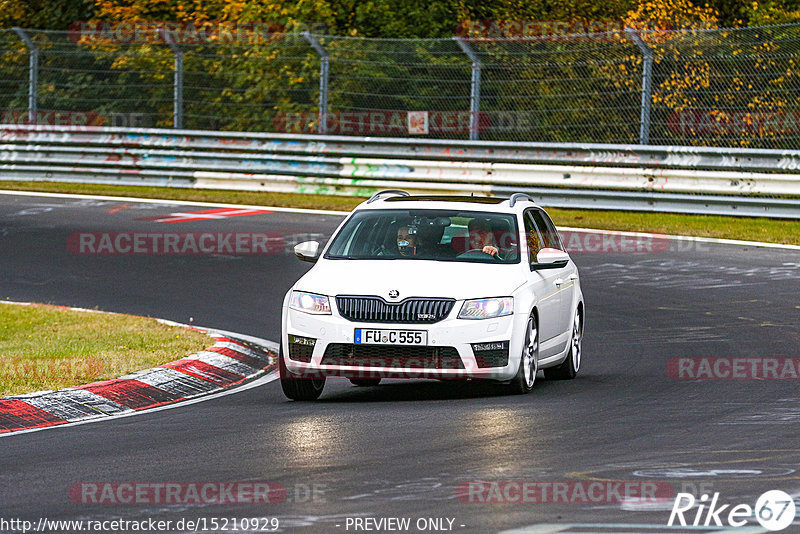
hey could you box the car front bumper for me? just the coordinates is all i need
[282,306,523,381]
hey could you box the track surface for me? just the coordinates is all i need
[1,193,799,533]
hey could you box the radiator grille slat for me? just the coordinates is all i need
[335,296,455,324]
[322,344,464,369]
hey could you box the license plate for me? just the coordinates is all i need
[354,329,427,345]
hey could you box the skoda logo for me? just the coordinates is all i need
[388,289,400,299]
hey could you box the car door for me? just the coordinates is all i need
[531,209,577,338]
[523,210,562,356]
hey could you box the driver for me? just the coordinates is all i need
[396,225,428,257]
[468,218,499,257]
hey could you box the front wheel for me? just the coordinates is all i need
[544,308,582,380]
[279,347,325,400]
[508,315,538,394]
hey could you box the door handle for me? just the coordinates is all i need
[569,273,578,281]
[555,278,565,286]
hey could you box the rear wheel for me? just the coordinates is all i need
[279,346,325,401]
[349,378,381,387]
[545,308,582,380]
[508,315,538,394]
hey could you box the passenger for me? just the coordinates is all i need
[468,218,499,257]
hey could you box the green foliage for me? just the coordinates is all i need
[742,0,800,26]
[0,0,95,30]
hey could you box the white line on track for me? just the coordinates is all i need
[0,371,278,439]
[0,189,350,215]
[1,188,798,250]
[0,302,281,439]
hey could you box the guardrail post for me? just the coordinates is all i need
[162,30,184,129]
[454,37,482,141]
[13,27,38,125]
[625,28,653,145]
[303,32,329,135]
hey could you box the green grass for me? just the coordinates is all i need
[0,302,211,397]
[545,208,800,246]
[1,181,799,245]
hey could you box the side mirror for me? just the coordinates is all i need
[294,241,321,263]
[531,247,569,270]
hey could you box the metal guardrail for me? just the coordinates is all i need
[1,125,799,218]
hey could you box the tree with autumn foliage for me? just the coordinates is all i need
[1,0,800,144]
[619,0,800,146]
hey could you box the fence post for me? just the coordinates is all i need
[303,32,329,135]
[625,28,653,145]
[162,30,184,129]
[454,37,482,141]
[13,27,38,125]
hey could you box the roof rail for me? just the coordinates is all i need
[508,193,534,208]
[366,189,410,204]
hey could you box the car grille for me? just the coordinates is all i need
[471,341,510,368]
[335,296,455,324]
[321,344,464,369]
[287,335,315,363]
[473,349,509,368]
[288,343,314,363]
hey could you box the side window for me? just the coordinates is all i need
[531,210,563,251]
[523,211,544,264]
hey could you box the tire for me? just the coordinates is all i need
[508,314,538,394]
[349,378,382,387]
[545,307,582,380]
[279,346,325,401]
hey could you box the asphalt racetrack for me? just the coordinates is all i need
[1,192,799,533]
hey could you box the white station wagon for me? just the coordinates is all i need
[280,191,584,400]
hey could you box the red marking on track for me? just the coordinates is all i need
[79,380,180,410]
[0,399,66,433]
[136,208,273,224]
[107,203,130,214]
[161,359,246,386]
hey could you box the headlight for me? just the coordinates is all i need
[289,291,331,315]
[458,297,513,320]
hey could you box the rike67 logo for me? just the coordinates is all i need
[669,490,796,531]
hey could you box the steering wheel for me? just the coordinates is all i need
[457,248,502,260]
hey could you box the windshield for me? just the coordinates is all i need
[325,209,520,263]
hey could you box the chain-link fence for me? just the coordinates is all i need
[2,25,800,148]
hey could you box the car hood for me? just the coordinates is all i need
[294,259,526,301]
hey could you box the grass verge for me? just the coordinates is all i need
[0,302,211,397]
[1,181,799,245]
